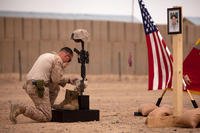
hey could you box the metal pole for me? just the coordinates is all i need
[132,0,134,22]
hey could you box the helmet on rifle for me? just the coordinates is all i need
[71,29,89,43]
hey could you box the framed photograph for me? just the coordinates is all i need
[167,7,182,34]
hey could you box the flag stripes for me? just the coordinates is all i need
[146,31,172,90]
[138,0,173,90]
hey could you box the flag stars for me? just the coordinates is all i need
[139,0,157,34]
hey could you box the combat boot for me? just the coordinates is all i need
[9,102,26,124]
[52,89,79,110]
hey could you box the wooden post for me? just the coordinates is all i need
[172,6,183,116]
[172,33,183,116]
[18,50,22,81]
[118,52,121,81]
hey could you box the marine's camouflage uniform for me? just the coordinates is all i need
[19,52,69,122]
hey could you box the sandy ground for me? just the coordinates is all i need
[0,73,200,133]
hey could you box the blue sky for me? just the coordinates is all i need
[0,0,199,24]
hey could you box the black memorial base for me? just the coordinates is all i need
[51,95,100,122]
[51,109,99,122]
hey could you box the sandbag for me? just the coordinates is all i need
[148,106,173,117]
[138,103,158,116]
[176,108,200,128]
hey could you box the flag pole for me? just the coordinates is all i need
[183,79,198,108]
[186,89,198,108]
[155,88,168,106]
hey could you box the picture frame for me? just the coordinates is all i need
[167,7,182,34]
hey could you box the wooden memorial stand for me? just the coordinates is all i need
[147,7,183,127]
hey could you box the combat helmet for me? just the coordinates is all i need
[71,29,89,43]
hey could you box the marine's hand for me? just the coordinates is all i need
[74,79,88,94]
[69,77,79,85]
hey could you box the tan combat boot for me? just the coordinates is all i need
[9,102,26,124]
[53,89,79,110]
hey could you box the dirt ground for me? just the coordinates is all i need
[0,73,199,133]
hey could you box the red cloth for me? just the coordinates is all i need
[183,46,200,93]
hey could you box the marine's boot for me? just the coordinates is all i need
[52,89,79,110]
[9,102,26,124]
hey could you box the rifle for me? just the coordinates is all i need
[72,39,89,95]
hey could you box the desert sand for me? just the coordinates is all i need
[0,73,199,133]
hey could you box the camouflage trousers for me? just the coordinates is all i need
[20,80,60,122]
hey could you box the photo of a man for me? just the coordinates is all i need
[167,7,182,34]
[169,13,179,32]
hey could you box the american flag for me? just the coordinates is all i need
[138,0,173,90]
